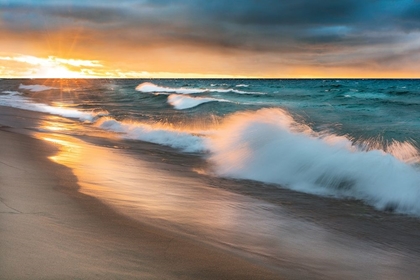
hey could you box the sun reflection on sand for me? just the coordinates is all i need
[41,134,82,166]
[34,131,241,232]
[33,129,415,276]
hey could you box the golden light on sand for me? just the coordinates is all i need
[41,134,82,164]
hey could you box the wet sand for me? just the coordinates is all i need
[0,107,293,279]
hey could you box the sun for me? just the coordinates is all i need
[26,56,101,78]
[30,64,79,79]
[0,54,102,78]
[39,64,84,79]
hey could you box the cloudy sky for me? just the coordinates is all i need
[1,0,420,78]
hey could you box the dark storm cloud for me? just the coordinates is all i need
[2,0,420,74]
[1,0,417,46]
[123,0,420,56]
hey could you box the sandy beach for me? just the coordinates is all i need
[0,107,288,279]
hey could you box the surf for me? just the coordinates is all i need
[0,91,103,122]
[207,108,420,215]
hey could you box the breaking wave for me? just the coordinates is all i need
[208,108,420,215]
[167,94,230,110]
[135,82,205,94]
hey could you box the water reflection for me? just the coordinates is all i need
[35,128,418,279]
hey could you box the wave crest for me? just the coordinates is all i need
[167,94,229,110]
[208,108,420,214]
[135,82,205,94]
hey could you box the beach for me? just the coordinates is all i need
[2,78,420,279]
[0,106,292,279]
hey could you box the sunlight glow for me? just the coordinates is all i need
[2,52,417,79]
[0,53,244,78]
[0,54,102,78]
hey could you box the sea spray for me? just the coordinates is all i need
[207,108,420,214]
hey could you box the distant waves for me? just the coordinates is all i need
[135,82,262,110]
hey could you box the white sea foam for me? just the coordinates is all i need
[135,82,263,95]
[1,91,22,96]
[95,118,206,152]
[19,84,56,92]
[207,108,420,215]
[167,94,229,110]
[136,82,206,94]
[211,88,262,94]
[236,84,249,87]
[0,92,100,122]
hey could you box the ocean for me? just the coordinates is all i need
[1,78,420,276]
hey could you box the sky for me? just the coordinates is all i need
[1,0,420,78]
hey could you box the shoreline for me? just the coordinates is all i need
[0,107,289,279]
[2,106,420,279]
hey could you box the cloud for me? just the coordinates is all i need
[1,0,420,77]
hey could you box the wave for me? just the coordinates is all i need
[0,92,101,122]
[136,82,264,95]
[0,91,205,152]
[4,88,420,216]
[1,91,22,96]
[211,88,262,94]
[207,108,420,215]
[95,118,205,152]
[167,94,229,110]
[136,82,206,94]
[19,84,56,92]
[235,84,249,87]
